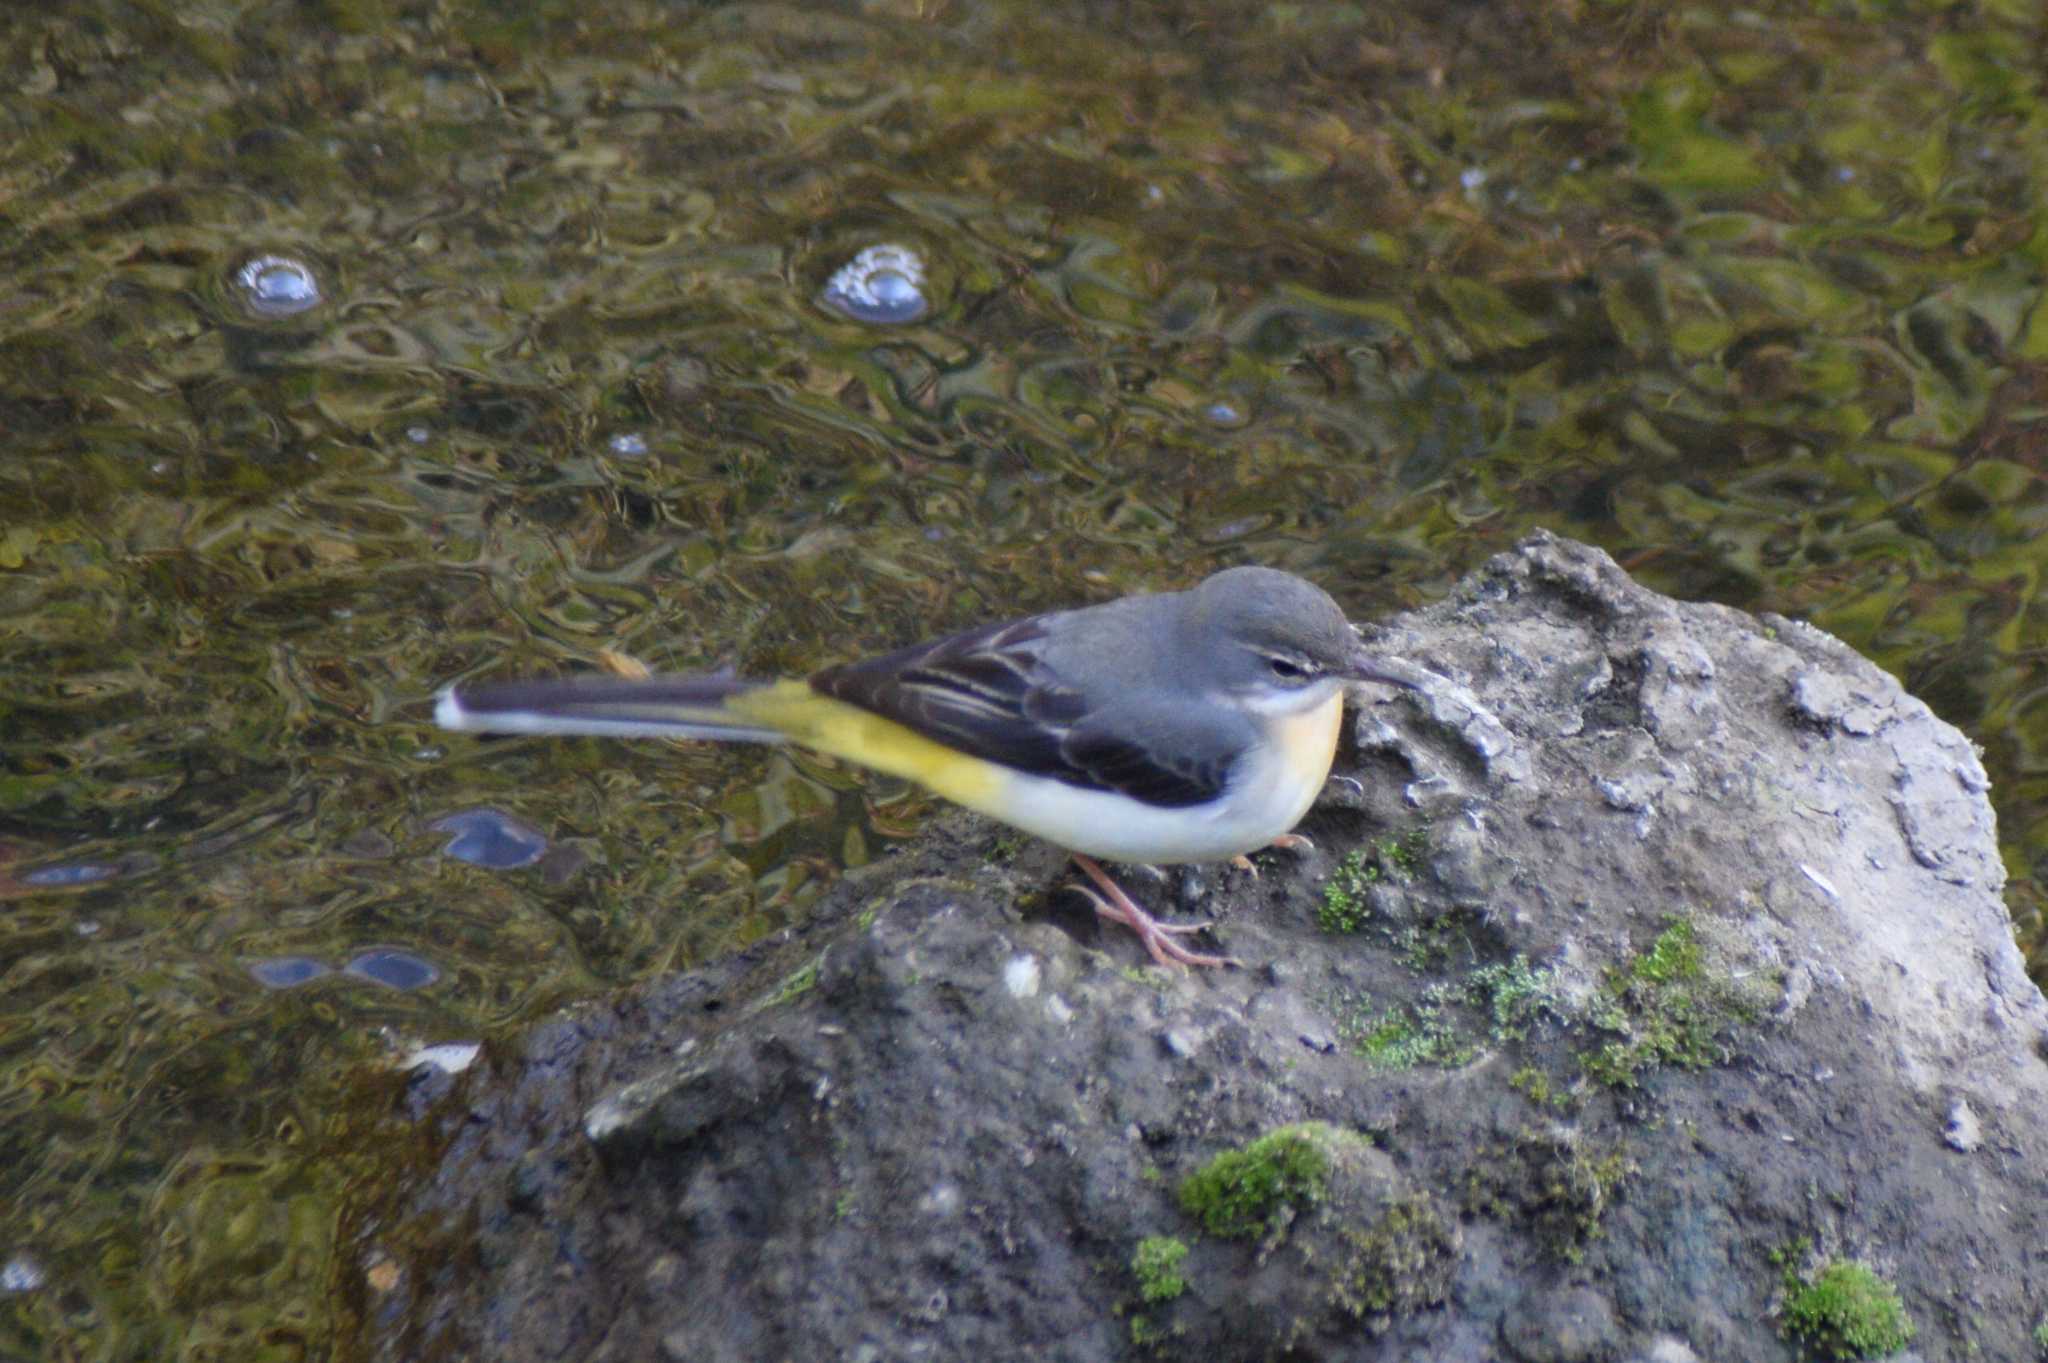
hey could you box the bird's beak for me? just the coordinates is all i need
[1343,646,1424,692]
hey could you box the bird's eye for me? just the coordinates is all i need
[1268,655,1311,681]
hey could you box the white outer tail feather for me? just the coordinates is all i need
[433,680,786,744]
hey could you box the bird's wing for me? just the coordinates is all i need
[810,615,1244,808]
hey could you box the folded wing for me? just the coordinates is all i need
[811,616,1243,808]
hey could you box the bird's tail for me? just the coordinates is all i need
[435,674,786,744]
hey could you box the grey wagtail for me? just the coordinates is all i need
[436,566,1414,969]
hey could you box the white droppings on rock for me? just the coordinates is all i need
[1003,953,1041,998]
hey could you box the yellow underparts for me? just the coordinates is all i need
[728,679,1008,808]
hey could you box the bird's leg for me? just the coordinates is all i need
[1229,832,1316,876]
[1069,854,1240,970]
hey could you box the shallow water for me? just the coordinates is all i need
[3,0,2045,1355]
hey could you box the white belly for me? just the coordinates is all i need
[969,694,1344,864]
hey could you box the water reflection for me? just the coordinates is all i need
[21,861,120,888]
[819,244,930,324]
[344,949,442,992]
[248,951,443,992]
[0,1253,45,1295]
[430,809,549,870]
[247,957,333,990]
[231,254,322,318]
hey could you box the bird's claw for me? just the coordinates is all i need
[1232,833,1315,878]
[1069,854,1239,970]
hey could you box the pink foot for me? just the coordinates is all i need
[1231,833,1316,877]
[1070,854,1239,970]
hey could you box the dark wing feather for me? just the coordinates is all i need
[1056,722,1235,808]
[811,615,1232,807]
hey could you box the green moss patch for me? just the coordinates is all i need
[758,956,823,1011]
[1344,1002,1474,1069]
[1779,1253,1914,1360]
[1330,955,1561,1071]
[1464,1128,1632,1262]
[1327,1196,1458,1329]
[1171,1124,1457,1349]
[1130,1236,1189,1303]
[1178,1123,1344,1239]
[1317,829,1427,933]
[1581,917,1750,1087]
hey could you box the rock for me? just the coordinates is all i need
[1943,1098,1981,1153]
[351,532,2048,1362]
[1500,1284,1619,1361]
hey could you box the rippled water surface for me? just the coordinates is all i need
[3,1,2046,1355]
